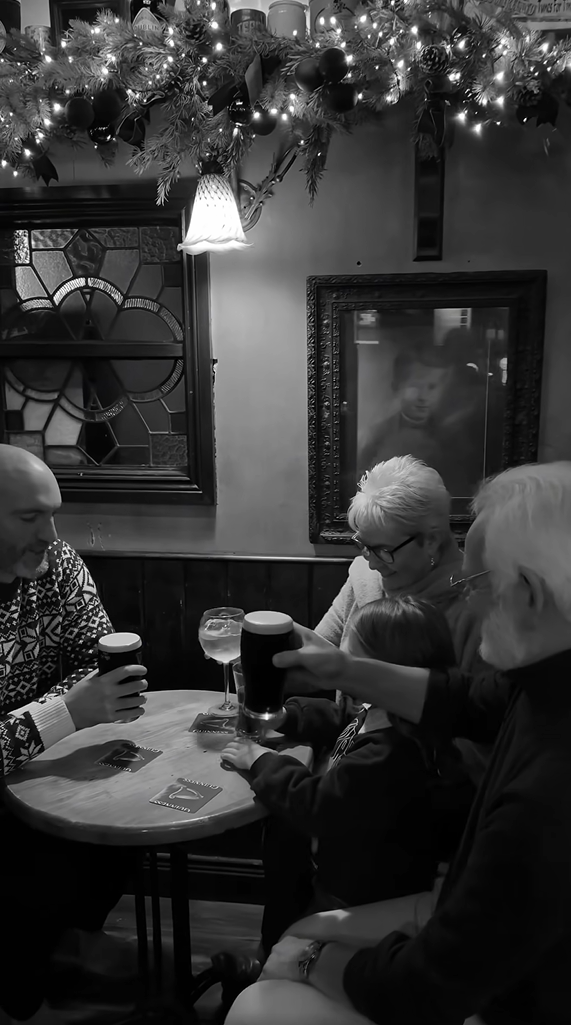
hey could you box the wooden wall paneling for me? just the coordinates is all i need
[142,559,187,689]
[309,561,351,628]
[184,559,229,691]
[268,562,310,626]
[227,560,271,615]
[85,556,144,637]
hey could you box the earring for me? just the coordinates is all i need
[430,557,435,569]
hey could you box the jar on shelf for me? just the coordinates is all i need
[24,24,51,51]
[230,8,267,35]
[267,0,306,38]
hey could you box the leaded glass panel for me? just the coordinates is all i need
[0,188,213,504]
[0,227,184,343]
[3,358,188,470]
[0,224,190,475]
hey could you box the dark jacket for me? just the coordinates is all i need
[343,651,571,1025]
[248,697,465,907]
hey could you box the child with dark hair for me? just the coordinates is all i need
[221,596,475,956]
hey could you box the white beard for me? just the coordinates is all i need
[480,603,536,670]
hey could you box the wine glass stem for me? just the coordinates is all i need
[223,661,230,707]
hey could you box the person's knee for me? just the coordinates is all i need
[225,982,267,1025]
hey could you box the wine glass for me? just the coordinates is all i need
[198,607,244,716]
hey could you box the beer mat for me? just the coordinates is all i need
[189,713,236,734]
[150,778,222,814]
[97,743,162,772]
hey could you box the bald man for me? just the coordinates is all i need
[0,444,147,1021]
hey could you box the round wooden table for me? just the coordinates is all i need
[3,690,312,1011]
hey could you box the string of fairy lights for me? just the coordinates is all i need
[0,0,568,201]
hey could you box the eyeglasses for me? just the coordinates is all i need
[450,570,491,596]
[352,533,419,565]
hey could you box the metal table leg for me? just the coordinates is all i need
[167,845,219,1008]
[131,845,220,1017]
[134,850,150,999]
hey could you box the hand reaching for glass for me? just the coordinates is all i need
[271,624,352,692]
[220,738,270,772]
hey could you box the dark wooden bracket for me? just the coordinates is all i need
[413,145,445,261]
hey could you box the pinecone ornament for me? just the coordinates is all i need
[186,20,210,50]
[418,44,450,76]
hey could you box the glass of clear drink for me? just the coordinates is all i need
[198,607,244,716]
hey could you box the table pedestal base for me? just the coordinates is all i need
[132,847,223,1018]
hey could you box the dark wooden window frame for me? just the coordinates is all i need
[0,184,215,505]
[307,271,547,544]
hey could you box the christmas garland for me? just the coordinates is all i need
[0,0,570,204]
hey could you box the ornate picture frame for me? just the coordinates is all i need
[49,0,130,43]
[308,271,547,544]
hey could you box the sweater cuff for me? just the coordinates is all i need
[25,697,76,750]
[248,750,281,780]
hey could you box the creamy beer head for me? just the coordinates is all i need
[242,611,293,635]
[240,611,293,719]
[98,632,143,679]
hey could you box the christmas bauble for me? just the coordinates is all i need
[294,57,324,92]
[88,123,116,146]
[318,47,348,85]
[418,44,450,76]
[227,94,254,125]
[450,26,476,57]
[251,107,277,136]
[65,96,95,130]
[322,81,359,113]
[92,88,124,126]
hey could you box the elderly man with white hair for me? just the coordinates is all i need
[227,461,571,1025]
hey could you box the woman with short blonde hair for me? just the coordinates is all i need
[317,455,480,672]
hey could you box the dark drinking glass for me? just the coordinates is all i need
[98,632,143,676]
[240,611,293,722]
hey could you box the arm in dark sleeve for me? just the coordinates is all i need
[277,696,352,750]
[342,788,568,1025]
[420,665,514,744]
[249,733,421,839]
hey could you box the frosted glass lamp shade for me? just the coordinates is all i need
[178,174,251,256]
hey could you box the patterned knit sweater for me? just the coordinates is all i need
[0,539,112,777]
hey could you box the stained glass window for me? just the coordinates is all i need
[0,200,213,502]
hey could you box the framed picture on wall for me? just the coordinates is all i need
[308,271,547,544]
[49,0,130,42]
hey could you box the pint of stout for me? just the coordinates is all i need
[240,611,293,721]
[98,632,144,692]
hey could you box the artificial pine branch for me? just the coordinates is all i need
[0,0,567,201]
